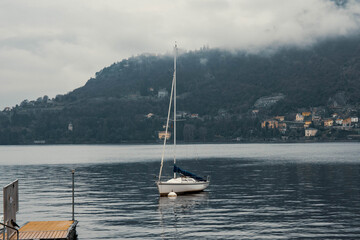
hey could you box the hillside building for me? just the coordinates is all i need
[312,115,322,125]
[158,131,171,140]
[261,119,279,129]
[296,113,304,122]
[342,118,352,128]
[176,111,188,118]
[335,119,343,125]
[279,122,287,134]
[274,116,285,122]
[158,89,168,98]
[146,113,154,118]
[305,128,318,137]
[324,119,334,127]
[304,121,312,128]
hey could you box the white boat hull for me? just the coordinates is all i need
[157,177,209,196]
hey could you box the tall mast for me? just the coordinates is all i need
[173,43,177,179]
[158,45,176,182]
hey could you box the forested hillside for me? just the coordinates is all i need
[1,36,360,144]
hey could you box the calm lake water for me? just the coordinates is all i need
[0,143,359,239]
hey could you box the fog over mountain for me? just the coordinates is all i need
[1,34,359,144]
[1,0,360,109]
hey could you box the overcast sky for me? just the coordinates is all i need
[0,0,359,109]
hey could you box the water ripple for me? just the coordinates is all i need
[0,144,359,239]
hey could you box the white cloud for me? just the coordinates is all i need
[0,0,359,108]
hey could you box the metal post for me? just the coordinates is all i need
[173,43,177,179]
[0,222,19,240]
[71,169,75,221]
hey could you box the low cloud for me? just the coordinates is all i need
[0,0,359,108]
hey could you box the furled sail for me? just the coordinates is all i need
[173,165,206,182]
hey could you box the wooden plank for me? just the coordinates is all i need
[27,231,37,239]
[14,220,76,240]
[20,220,73,231]
[39,231,48,238]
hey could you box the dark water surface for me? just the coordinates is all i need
[0,143,359,239]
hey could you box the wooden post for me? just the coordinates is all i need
[71,170,75,221]
[3,180,18,240]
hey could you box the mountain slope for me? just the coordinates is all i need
[68,36,360,114]
[1,35,360,144]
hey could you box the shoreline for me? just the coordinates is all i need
[0,139,359,146]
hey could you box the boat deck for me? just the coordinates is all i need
[0,220,77,240]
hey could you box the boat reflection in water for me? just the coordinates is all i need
[158,192,209,239]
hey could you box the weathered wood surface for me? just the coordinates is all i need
[1,220,77,240]
[3,180,19,240]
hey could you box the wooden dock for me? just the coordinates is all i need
[1,220,77,240]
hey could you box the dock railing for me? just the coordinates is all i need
[0,222,19,240]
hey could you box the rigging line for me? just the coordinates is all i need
[158,45,176,181]
[174,44,177,179]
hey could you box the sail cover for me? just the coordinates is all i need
[173,165,206,181]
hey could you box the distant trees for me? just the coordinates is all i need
[183,124,196,142]
[1,36,360,144]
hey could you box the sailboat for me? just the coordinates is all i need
[156,44,210,196]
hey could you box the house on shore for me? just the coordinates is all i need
[335,119,343,125]
[351,117,359,123]
[261,119,279,129]
[158,131,171,140]
[279,122,287,134]
[324,119,334,127]
[302,112,311,117]
[305,128,318,137]
[304,120,312,128]
[274,116,285,122]
[296,113,304,122]
[343,118,352,128]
